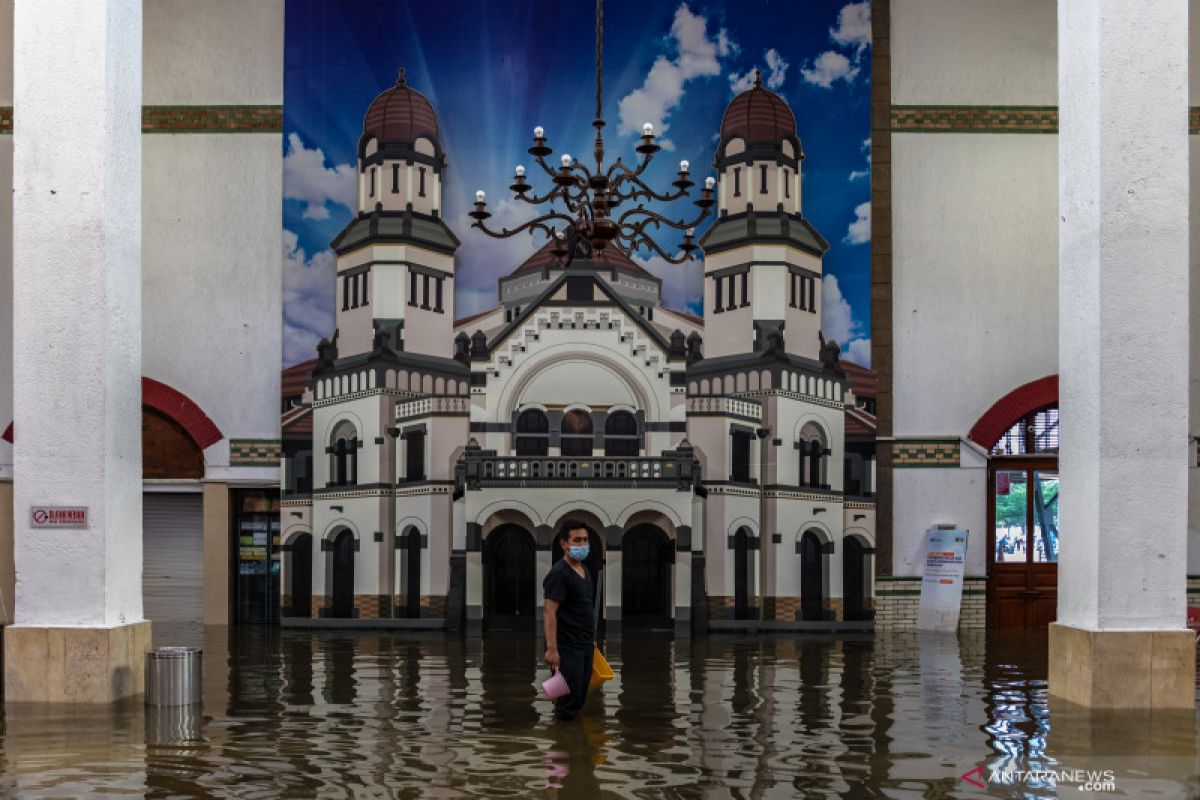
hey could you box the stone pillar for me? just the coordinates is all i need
[6,0,150,703]
[202,482,230,625]
[1052,0,1193,709]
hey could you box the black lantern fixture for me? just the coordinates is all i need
[469,0,714,264]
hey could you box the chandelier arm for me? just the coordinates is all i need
[513,187,566,205]
[610,173,688,204]
[617,202,712,233]
[532,155,563,181]
[471,211,578,240]
[618,228,692,264]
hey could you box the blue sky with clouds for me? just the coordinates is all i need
[282,0,872,366]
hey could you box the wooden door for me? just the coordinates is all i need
[988,463,1059,629]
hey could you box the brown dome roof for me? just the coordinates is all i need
[511,239,648,276]
[362,68,440,148]
[720,71,797,146]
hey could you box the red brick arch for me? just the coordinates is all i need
[2,377,222,449]
[967,375,1058,450]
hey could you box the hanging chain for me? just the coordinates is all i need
[595,0,603,124]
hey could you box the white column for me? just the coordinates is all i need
[1052,0,1192,707]
[7,0,147,703]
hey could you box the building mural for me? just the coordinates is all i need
[279,0,875,629]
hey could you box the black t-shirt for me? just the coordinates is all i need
[543,558,594,646]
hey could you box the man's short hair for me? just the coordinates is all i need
[559,520,589,541]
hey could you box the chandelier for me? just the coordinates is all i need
[468,0,714,265]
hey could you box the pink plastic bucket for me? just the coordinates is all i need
[542,670,570,700]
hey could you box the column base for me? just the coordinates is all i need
[1048,622,1195,710]
[5,620,153,703]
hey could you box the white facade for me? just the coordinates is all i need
[281,73,876,631]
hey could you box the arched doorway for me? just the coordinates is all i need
[621,524,672,629]
[842,536,871,621]
[733,527,755,620]
[398,527,422,618]
[986,403,1059,629]
[550,525,605,629]
[483,525,536,629]
[799,531,825,621]
[329,530,355,618]
[286,533,312,617]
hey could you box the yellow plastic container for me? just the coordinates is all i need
[589,646,615,690]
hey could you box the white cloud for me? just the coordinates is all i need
[821,274,860,345]
[844,201,870,245]
[849,138,871,181]
[282,229,337,366]
[728,69,756,94]
[634,252,704,315]
[830,2,872,55]
[764,48,789,89]
[618,4,735,144]
[728,48,789,94]
[283,133,356,221]
[844,338,871,367]
[800,51,860,89]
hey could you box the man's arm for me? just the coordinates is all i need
[543,599,560,669]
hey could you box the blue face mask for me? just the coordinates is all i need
[568,545,590,562]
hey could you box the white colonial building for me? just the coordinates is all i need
[281,71,876,632]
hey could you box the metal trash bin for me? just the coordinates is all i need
[145,646,202,706]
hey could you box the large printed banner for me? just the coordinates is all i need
[916,528,969,632]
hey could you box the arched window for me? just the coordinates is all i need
[604,411,639,456]
[560,409,594,456]
[330,420,358,487]
[799,422,828,488]
[990,405,1059,456]
[515,408,549,456]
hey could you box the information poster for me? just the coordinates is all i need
[916,528,968,632]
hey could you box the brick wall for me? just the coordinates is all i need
[1188,575,1200,608]
[875,576,986,629]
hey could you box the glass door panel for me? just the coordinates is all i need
[993,470,1028,563]
[1032,470,1059,563]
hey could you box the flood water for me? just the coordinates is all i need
[0,627,1196,798]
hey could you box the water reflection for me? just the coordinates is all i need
[0,629,1195,797]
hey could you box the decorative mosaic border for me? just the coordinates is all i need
[894,105,1200,135]
[892,105,1058,133]
[230,438,282,466]
[0,105,282,135]
[142,105,282,133]
[892,439,960,467]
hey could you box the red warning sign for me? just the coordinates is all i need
[30,506,89,529]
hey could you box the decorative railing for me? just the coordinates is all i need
[457,448,700,490]
[395,396,469,421]
[686,396,762,420]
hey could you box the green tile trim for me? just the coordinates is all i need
[142,105,282,133]
[0,105,282,135]
[892,105,1058,133]
[894,105,1199,135]
[230,438,282,466]
[893,439,960,467]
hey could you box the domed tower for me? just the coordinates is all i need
[698,71,829,360]
[328,68,460,358]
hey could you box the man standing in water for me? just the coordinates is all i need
[543,521,595,720]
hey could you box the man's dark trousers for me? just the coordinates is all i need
[554,643,594,720]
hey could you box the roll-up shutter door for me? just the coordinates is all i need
[142,493,204,623]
